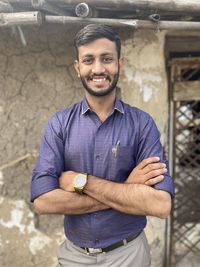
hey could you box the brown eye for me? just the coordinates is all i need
[103,57,113,63]
[83,58,93,65]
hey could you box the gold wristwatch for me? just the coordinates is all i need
[73,173,88,194]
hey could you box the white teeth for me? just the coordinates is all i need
[92,78,106,82]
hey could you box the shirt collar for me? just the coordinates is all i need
[81,98,91,115]
[114,97,124,114]
[81,97,124,115]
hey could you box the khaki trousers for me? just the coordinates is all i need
[57,232,151,267]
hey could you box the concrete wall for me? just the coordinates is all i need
[0,24,169,267]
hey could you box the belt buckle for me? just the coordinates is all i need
[86,247,103,254]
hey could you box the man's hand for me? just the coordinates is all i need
[59,171,78,192]
[126,157,167,186]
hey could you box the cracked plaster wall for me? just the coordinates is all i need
[0,25,169,267]
[119,30,169,267]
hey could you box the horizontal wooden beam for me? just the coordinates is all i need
[0,12,42,27]
[49,0,200,13]
[174,81,200,101]
[45,16,200,31]
[1,11,200,31]
[166,37,200,53]
[7,0,200,14]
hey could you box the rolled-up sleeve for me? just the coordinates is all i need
[136,114,175,198]
[30,113,64,202]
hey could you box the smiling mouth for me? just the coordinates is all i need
[92,77,107,82]
[89,77,110,88]
[88,75,111,83]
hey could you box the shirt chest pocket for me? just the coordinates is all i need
[109,146,135,182]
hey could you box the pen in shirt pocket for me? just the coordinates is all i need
[112,140,120,157]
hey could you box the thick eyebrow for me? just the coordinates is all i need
[101,53,115,57]
[81,54,93,58]
[81,52,115,58]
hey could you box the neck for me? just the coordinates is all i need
[85,91,116,122]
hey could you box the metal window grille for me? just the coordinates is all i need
[169,58,200,266]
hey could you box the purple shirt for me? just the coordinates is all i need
[31,97,174,248]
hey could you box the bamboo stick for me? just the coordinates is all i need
[0,11,42,27]
[45,15,200,31]
[1,11,200,31]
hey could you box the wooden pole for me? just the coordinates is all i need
[127,20,200,31]
[0,11,42,27]
[1,12,200,31]
[45,15,200,31]
[7,0,200,13]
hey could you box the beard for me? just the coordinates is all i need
[80,70,119,97]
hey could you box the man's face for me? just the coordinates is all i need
[74,38,122,97]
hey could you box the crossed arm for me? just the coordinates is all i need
[33,157,172,219]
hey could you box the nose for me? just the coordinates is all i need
[92,59,105,74]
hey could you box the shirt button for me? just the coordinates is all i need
[95,239,99,244]
[96,155,100,160]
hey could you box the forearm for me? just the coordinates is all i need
[84,175,171,218]
[33,188,108,215]
[56,158,170,217]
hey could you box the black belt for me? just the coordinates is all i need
[81,231,142,254]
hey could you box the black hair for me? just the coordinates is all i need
[74,24,121,59]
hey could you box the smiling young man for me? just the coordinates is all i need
[31,24,174,267]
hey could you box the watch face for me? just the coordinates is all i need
[74,174,87,194]
[76,175,86,186]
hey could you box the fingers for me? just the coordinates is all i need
[136,157,160,170]
[128,157,168,186]
[145,175,164,186]
[143,162,167,175]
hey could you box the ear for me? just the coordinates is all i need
[74,60,80,78]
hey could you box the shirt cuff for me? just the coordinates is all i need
[154,175,175,198]
[30,175,59,202]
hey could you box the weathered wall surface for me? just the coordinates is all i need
[120,30,168,142]
[119,29,169,267]
[0,25,168,267]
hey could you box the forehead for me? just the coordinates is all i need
[77,38,118,58]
